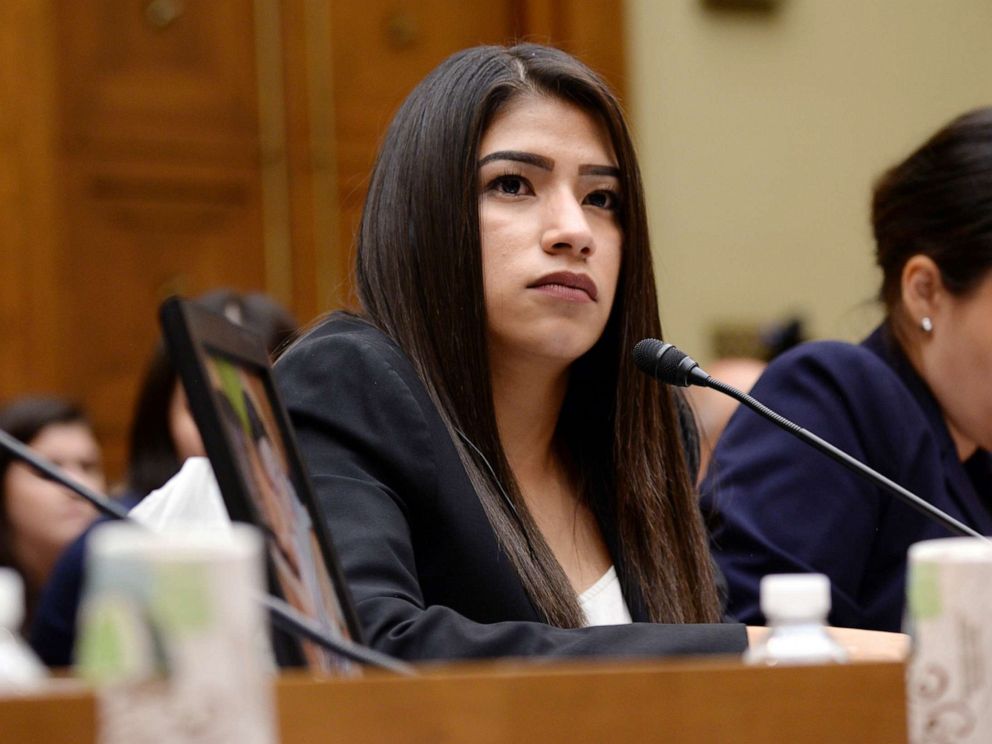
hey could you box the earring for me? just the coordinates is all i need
[921,317,933,333]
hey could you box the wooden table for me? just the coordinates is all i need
[0,657,908,743]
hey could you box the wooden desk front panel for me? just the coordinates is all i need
[0,658,907,743]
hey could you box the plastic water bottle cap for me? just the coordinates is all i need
[0,568,25,630]
[760,573,831,621]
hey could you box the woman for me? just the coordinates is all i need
[277,43,749,660]
[702,107,992,632]
[125,288,298,499]
[0,397,104,628]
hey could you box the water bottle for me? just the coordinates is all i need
[0,568,48,690]
[744,573,848,666]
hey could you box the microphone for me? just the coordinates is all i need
[633,339,711,388]
[632,339,989,542]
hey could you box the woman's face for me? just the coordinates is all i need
[2,421,104,583]
[916,270,992,456]
[478,93,623,367]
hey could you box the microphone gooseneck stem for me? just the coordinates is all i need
[703,376,989,542]
[0,427,131,521]
[261,595,415,675]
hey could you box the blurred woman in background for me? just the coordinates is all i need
[703,107,992,632]
[124,288,298,500]
[0,397,104,628]
[685,357,766,483]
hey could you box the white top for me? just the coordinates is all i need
[578,565,633,627]
[0,569,25,630]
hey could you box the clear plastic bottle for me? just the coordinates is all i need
[744,573,848,666]
[0,568,48,691]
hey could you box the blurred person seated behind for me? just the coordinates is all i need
[687,319,804,483]
[702,107,992,632]
[28,288,297,667]
[123,288,298,501]
[685,357,766,483]
[0,397,104,632]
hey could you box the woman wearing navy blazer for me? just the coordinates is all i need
[702,108,992,632]
[276,44,759,661]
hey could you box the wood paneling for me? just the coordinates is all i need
[56,1,261,162]
[0,2,62,399]
[1,0,624,481]
[278,0,340,317]
[56,158,267,472]
[49,0,268,474]
[554,1,627,101]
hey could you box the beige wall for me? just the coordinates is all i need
[627,0,992,362]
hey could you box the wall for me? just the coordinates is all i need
[627,0,992,361]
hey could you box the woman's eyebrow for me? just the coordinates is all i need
[579,164,620,178]
[478,150,553,170]
[478,151,620,179]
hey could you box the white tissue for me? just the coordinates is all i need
[128,457,231,534]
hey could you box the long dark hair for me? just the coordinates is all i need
[874,106,992,313]
[0,397,91,621]
[356,44,721,626]
[126,290,298,497]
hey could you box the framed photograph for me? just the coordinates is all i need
[160,296,363,673]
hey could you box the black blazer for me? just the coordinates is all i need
[702,325,992,631]
[275,314,746,661]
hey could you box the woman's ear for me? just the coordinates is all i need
[900,255,946,329]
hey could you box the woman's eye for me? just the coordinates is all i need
[585,190,619,210]
[490,175,528,196]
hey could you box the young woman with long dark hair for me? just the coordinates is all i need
[276,44,749,660]
[278,43,907,661]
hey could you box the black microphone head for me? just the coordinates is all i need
[633,338,672,377]
[633,339,708,387]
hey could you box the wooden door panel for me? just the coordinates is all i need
[51,0,266,476]
[516,0,626,99]
[0,1,62,399]
[56,0,260,161]
[57,157,267,472]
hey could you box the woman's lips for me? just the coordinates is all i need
[527,271,598,302]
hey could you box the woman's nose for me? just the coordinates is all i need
[541,191,594,257]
